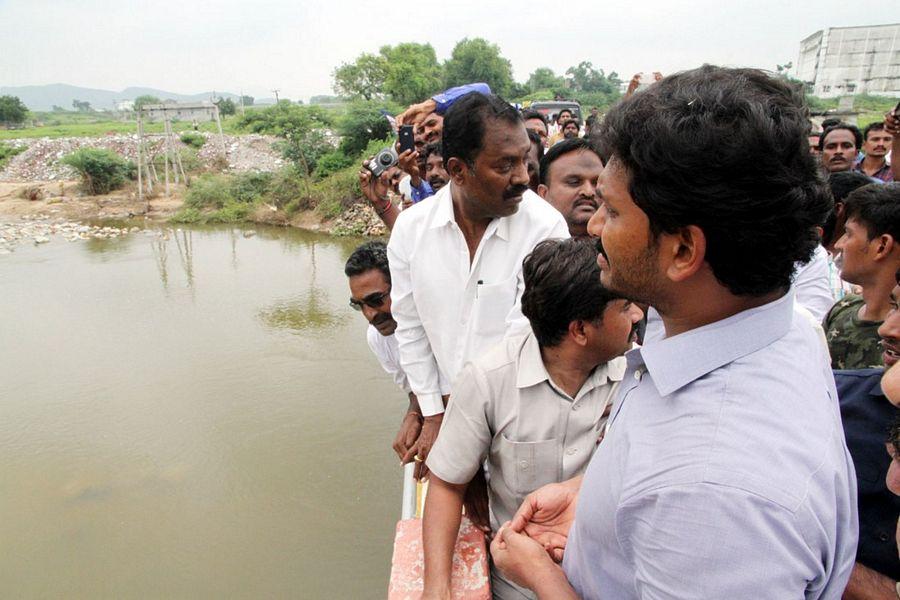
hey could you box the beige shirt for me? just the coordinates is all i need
[427,330,626,532]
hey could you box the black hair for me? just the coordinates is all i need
[527,130,544,158]
[521,238,623,347]
[863,121,887,142]
[821,117,842,130]
[822,171,873,246]
[562,119,581,130]
[819,123,863,151]
[423,141,443,164]
[344,240,390,282]
[596,65,832,297]
[521,109,548,126]
[842,183,900,241]
[539,137,601,185]
[442,92,520,169]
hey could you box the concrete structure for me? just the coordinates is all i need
[797,23,900,98]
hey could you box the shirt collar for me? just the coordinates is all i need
[639,291,795,396]
[427,182,509,241]
[515,330,625,393]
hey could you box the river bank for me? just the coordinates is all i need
[0,180,386,237]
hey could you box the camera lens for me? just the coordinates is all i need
[380,153,392,165]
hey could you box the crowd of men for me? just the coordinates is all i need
[344,68,900,599]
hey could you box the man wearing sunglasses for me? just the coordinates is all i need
[345,241,447,469]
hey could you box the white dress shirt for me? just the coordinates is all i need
[365,326,411,393]
[792,244,835,322]
[387,183,569,416]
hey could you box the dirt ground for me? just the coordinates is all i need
[0,181,184,222]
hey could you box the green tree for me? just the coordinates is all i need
[565,61,621,94]
[333,53,389,100]
[444,38,514,97]
[337,100,396,157]
[240,95,254,106]
[526,68,565,92]
[133,95,161,110]
[380,43,443,105]
[238,102,333,176]
[72,99,92,112]
[61,148,131,194]
[0,95,28,126]
[216,98,237,116]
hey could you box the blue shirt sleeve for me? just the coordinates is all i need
[432,83,491,114]
[410,180,434,203]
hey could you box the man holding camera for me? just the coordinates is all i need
[387,92,569,478]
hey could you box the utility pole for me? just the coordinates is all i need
[239,89,245,115]
[271,89,280,103]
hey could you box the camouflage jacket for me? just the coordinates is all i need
[824,295,884,370]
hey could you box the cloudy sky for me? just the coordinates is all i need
[1,0,897,100]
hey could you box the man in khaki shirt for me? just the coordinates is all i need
[421,239,643,599]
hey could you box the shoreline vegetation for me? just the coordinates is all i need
[2,38,898,236]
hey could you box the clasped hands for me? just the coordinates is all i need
[490,477,581,591]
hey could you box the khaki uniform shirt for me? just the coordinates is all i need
[427,330,626,596]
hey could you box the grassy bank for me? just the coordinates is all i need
[0,110,248,140]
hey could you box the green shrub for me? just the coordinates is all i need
[209,200,253,223]
[0,142,25,169]
[311,163,361,218]
[179,131,206,148]
[152,147,201,175]
[268,166,310,211]
[170,207,204,224]
[314,150,354,179]
[184,173,233,209]
[61,148,130,194]
[337,100,398,157]
[230,171,273,203]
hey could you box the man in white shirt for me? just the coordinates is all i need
[344,241,438,464]
[388,92,569,476]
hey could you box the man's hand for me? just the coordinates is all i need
[396,148,422,186]
[491,523,577,598]
[358,160,391,207]
[397,99,438,127]
[626,72,642,97]
[884,108,900,136]
[463,465,491,533]
[509,478,582,562]
[404,413,443,481]
[393,411,422,462]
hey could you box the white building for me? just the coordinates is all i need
[797,23,900,98]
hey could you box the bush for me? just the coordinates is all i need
[184,173,233,209]
[209,200,253,223]
[230,171,273,203]
[179,131,206,149]
[337,100,398,157]
[152,147,201,175]
[268,166,309,211]
[61,148,130,194]
[0,142,25,169]
[314,150,354,178]
[311,163,361,218]
[170,206,204,224]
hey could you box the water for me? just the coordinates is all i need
[0,224,403,598]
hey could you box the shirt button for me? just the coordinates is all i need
[879,532,890,542]
[634,369,643,381]
[519,460,529,469]
[572,403,579,411]
[566,448,577,456]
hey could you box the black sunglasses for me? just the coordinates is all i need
[349,288,391,311]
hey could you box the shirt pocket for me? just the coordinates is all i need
[494,434,560,499]
[473,273,518,339]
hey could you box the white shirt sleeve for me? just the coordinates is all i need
[792,245,836,322]
[366,327,411,393]
[387,219,445,417]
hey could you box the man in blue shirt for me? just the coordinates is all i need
[491,66,858,599]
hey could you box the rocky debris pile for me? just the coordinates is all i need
[197,134,285,172]
[0,214,144,254]
[0,133,284,183]
[329,202,388,237]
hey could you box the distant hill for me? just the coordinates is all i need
[0,83,241,112]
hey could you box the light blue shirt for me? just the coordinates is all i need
[563,292,858,599]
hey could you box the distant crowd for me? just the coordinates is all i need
[342,68,900,599]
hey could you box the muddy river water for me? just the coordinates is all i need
[0,224,403,598]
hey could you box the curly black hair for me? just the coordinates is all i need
[596,65,832,296]
[344,240,390,282]
[521,238,623,347]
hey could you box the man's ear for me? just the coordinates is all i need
[537,183,549,199]
[446,157,469,185]
[567,320,589,346]
[874,234,897,260]
[665,225,707,283]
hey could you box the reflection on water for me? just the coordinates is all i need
[0,225,400,598]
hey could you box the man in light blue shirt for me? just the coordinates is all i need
[490,66,858,599]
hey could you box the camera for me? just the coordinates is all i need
[366,147,398,177]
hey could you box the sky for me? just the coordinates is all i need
[1,0,898,102]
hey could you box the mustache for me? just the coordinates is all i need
[503,184,529,199]
[372,313,393,326]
